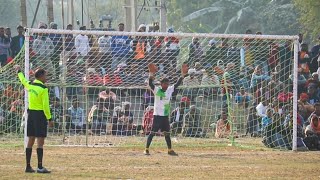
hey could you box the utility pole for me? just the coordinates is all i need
[47,0,54,24]
[160,0,167,32]
[124,0,132,31]
[67,0,74,26]
[20,0,27,27]
[131,0,137,32]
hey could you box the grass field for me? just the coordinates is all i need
[1,137,320,180]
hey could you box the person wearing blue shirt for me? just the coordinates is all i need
[111,23,131,70]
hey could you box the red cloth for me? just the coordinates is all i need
[87,74,103,86]
[277,92,293,103]
[142,110,154,134]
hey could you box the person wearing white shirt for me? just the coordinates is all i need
[75,26,90,56]
[256,99,267,118]
[98,34,112,54]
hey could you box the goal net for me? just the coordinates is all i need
[0,28,301,150]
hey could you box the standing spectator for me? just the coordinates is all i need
[205,39,218,67]
[289,68,307,94]
[32,23,55,78]
[246,106,260,137]
[250,65,270,93]
[298,33,304,51]
[11,25,25,58]
[49,22,62,79]
[216,38,229,64]
[298,43,311,78]
[164,28,180,72]
[117,102,134,136]
[201,69,220,96]
[98,29,112,54]
[66,99,86,134]
[227,40,241,72]
[65,24,74,52]
[110,23,130,70]
[131,24,149,68]
[279,40,293,84]
[75,26,90,57]
[187,37,203,66]
[310,36,320,74]
[0,27,10,66]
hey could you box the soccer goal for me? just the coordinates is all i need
[0,27,300,150]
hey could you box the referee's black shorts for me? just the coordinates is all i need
[27,110,48,137]
[151,115,170,133]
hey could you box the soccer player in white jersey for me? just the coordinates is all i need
[144,64,188,156]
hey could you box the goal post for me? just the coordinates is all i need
[0,27,300,150]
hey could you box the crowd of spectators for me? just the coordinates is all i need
[1,21,320,150]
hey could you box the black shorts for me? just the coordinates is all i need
[151,116,170,133]
[27,110,48,137]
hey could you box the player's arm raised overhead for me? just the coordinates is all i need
[173,64,188,93]
[148,63,158,90]
[15,65,30,90]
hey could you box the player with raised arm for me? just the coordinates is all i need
[144,63,188,156]
[15,65,53,173]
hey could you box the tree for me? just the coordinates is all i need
[294,0,320,41]
[167,0,300,35]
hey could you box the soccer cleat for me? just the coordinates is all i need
[25,167,35,173]
[37,167,51,173]
[168,150,178,156]
[144,149,150,155]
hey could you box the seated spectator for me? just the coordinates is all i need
[307,83,320,105]
[116,102,134,136]
[182,69,202,101]
[289,68,307,94]
[215,111,237,138]
[305,72,320,88]
[111,106,122,135]
[84,68,103,97]
[182,105,204,137]
[50,97,63,133]
[142,106,154,135]
[277,85,293,105]
[304,114,320,149]
[170,97,190,135]
[256,97,267,118]
[88,98,110,135]
[201,69,220,96]
[66,99,86,134]
[235,87,250,108]
[99,88,116,110]
[261,108,273,131]
[307,103,320,126]
[298,93,314,120]
[246,106,260,137]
